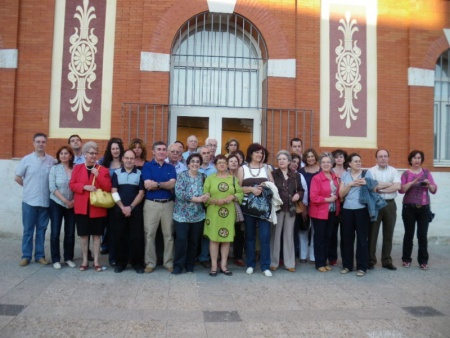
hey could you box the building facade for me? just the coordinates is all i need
[1,0,449,170]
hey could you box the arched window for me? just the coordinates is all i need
[170,12,268,108]
[434,49,450,165]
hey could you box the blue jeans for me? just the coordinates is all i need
[49,199,75,263]
[402,204,430,265]
[198,235,210,263]
[174,220,203,272]
[21,202,49,261]
[244,215,271,271]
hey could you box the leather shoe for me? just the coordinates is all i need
[234,259,245,267]
[383,264,397,271]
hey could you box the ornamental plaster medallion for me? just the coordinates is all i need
[335,11,362,129]
[68,0,98,121]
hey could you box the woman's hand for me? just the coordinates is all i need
[84,185,96,192]
[252,186,263,196]
[326,195,337,203]
[291,193,300,202]
[91,167,99,177]
[65,199,74,209]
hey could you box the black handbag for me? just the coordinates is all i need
[241,185,273,220]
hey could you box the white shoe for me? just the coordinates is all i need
[246,267,254,275]
[53,262,62,270]
[65,260,76,268]
[263,269,273,277]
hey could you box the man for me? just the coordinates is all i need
[182,135,199,161]
[205,137,218,164]
[166,143,188,174]
[14,133,54,266]
[368,149,401,270]
[197,145,217,268]
[111,149,146,274]
[198,146,217,177]
[68,134,85,165]
[290,137,305,168]
[142,141,177,273]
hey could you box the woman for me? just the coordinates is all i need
[230,150,246,166]
[339,153,372,277]
[400,150,437,270]
[309,152,340,272]
[328,148,348,266]
[270,150,304,272]
[49,146,76,270]
[204,155,243,276]
[228,154,245,267]
[224,139,240,158]
[237,143,274,277]
[290,153,309,264]
[129,138,148,169]
[299,148,321,264]
[98,138,124,265]
[172,153,210,274]
[69,141,112,272]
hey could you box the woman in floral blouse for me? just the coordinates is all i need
[172,153,210,274]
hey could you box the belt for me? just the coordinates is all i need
[385,199,395,202]
[149,199,173,203]
[404,203,425,209]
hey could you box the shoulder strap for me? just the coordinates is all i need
[362,169,367,178]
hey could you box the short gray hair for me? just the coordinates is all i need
[276,150,291,162]
[82,141,98,154]
[319,152,335,165]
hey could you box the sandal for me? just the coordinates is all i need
[209,270,217,277]
[220,268,233,276]
[79,264,88,271]
[94,265,103,272]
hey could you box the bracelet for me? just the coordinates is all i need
[130,205,134,210]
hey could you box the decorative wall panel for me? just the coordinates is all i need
[320,0,377,148]
[50,0,116,139]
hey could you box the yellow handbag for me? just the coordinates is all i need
[89,169,115,208]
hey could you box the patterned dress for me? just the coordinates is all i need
[203,174,243,242]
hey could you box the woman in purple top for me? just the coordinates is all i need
[400,150,437,270]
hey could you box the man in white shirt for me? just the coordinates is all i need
[182,135,199,161]
[14,133,54,266]
[368,149,401,270]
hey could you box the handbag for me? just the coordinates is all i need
[295,201,305,214]
[241,185,273,220]
[89,168,115,209]
[232,177,245,223]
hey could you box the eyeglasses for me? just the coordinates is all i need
[207,144,218,148]
[170,150,180,154]
[201,152,210,155]
[190,160,201,164]
[87,152,98,156]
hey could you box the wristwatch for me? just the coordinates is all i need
[157,182,161,188]
[130,205,134,211]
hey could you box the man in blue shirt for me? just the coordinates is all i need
[111,149,145,274]
[142,141,177,273]
[14,133,54,266]
[68,134,85,165]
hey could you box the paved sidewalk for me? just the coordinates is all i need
[0,234,449,337]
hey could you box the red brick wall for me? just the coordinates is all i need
[3,0,450,171]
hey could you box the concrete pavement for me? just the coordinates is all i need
[0,233,449,337]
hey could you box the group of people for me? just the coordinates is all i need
[14,133,438,278]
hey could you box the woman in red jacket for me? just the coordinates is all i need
[69,141,111,272]
[309,152,341,273]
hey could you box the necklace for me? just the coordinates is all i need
[248,163,262,177]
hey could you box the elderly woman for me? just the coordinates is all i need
[299,148,321,264]
[309,152,340,272]
[270,150,304,272]
[400,150,437,270]
[69,141,112,272]
[204,155,243,276]
[237,143,274,277]
[172,153,210,274]
[339,153,372,277]
[49,146,76,269]
[129,138,148,169]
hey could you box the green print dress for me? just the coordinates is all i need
[203,174,243,242]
